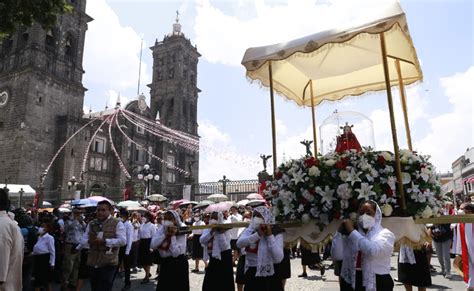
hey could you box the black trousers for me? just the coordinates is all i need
[117,246,131,286]
[340,270,394,291]
[89,265,116,291]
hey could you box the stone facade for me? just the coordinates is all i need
[0,2,200,202]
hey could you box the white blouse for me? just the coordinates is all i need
[33,233,56,267]
[139,222,156,239]
[150,227,187,258]
[236,228,284,268]
[192,220,205,235]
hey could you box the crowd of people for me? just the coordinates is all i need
[1,187,473,291]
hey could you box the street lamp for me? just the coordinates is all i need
[137,164,160,199]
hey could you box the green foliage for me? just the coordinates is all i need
[0,0,72,37]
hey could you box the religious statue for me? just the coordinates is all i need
[300,140,313,156]
[260,154,272,171]
[187,160,196,178]
[335,122,362,154]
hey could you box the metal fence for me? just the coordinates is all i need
[194,179,260,202]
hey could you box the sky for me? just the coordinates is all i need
[82,0,474,182]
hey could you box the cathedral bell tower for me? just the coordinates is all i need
[0,0,92,190]
[149,12,200,191]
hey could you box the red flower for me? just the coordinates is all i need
[275,171,283,179]
[385,187,394,197]
[304,157,319,168]
[271,189,278,196]
[334,211,341,219]
[377,155,385,166]
[336,157,349,170]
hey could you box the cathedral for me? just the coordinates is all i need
[0,0,200,203]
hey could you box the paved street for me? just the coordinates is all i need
[71,253,465,291]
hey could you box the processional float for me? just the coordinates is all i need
[238,2,472,248]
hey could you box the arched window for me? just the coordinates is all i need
[65,34,76,61]
[45,29,56,52]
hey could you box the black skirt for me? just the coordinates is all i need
[300,246,320,266]
[202,249,235,291]
[243,266,283,291]
[274,248,291,279]
[138,238,154,266]
[192,235,204,259]
[33,253,52,287]
[156,255,189,291]
[398,249,432,287]
[341,271,394,291]
[78,249,89,279]
[235,255,246,284]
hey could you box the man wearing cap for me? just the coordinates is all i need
[81,200,126,291]
[61,208,86,290]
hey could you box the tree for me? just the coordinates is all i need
[0,0,72,39]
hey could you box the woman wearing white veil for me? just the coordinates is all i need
[200,211,234,291]
[331,200,395,291]
[150,210,189,291]
[236,206,284,291]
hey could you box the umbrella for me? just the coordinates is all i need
[147,205,160,212]
[246,199,266,207]
[127,206,148,212]
[179,201,198,208]
[170,199,190,209]
[207,194,229,202]
[193,200,215,210]
[71,199,92,206]
[59,203,71,209]
[204,201,235,213]
[42,201,52,207]
[147,194,168,202]
[246,193,263,200]
[237,199,250,206]
[88,196,115,205]
[117,201,141,208]
[58,207,72,213]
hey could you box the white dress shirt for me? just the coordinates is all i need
[80,216,127,248]
[192,220,205,235]
[139,222,156,239]
[33,233,56,267]
[123,220,134,255]
[150,227,187,258]
[228,213,243,240]
[132,222,140,242]
[236,228,284,268]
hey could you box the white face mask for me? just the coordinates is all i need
[141,217,147,224]
[37,227,45,235]
[162,220,174,227]
[209,219,218,225]
[250,217,265,230]
[358,214,375,229]
[458,210,465,215]
[193,217,200,222]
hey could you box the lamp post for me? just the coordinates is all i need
[18,188,24,208]
[137,164,160,199]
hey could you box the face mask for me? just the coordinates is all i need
[250,217,265,230]
[209,219,218,225]
[37,227,45,235]
[358,214,375,229]
[162,220,174,227]
[193,217,200,222]
[458,210,465,215]
[141,217,147,224]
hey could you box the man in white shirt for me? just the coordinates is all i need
[119,209,134,290]
[0,188,24,291]
[228,206,243,264]
[81,200,126,291]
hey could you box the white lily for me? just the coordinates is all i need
[355,182,376,200]
[291,170,306,185]
[317,186,336,205]
[345,168,362,186]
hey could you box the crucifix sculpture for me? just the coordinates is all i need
[300,139,313,156]
[187,160,196,177]
[260,154,272,171]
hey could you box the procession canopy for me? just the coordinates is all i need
[241,2,422,106]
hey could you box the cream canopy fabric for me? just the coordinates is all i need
[241,2,422,107]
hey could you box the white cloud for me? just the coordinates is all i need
[199,120,261,181]
[83,0,151,93]
[415,66,474,172]
[194,0,397,66]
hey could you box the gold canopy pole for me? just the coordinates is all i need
[380,33,406,211]
[268,61,278,174]
[309,80,318,156]
[395,59,413,151]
